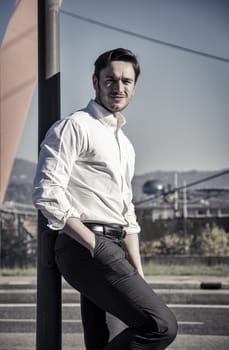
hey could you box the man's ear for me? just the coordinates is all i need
[92,74,98,90]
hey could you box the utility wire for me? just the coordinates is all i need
[135,169,229,206]
[61,10,229,63]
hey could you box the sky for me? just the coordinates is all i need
[1,0,229,175]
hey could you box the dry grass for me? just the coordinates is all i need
[142,262,229,276]
[1,263,229,277]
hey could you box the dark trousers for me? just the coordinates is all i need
[55,233,177,350]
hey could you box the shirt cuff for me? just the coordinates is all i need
[125,225,141,235]
[47,207,80,230]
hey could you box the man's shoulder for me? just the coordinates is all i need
[64,108,94,125]
[44,109,92,138]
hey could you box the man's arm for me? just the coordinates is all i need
[33,119,83,231]
[124,233,144,279]
[63,217,96,257]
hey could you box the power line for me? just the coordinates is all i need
[135,169,229,206]
[61,10,229,63]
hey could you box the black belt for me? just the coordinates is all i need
[85,223,126,240]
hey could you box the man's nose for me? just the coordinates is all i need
[113,80,124,93]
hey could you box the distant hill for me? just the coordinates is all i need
[4,159,37,204]
[8,158,36,185]
[4,158,229,205]
[133,170,229,204]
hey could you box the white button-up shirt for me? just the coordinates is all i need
[32,100,140,234]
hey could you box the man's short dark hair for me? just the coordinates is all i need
[94,48,140,83]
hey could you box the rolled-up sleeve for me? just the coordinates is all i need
[32,118,83,230]
[123,149,141,235]
[124,200,141,234]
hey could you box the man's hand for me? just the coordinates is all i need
[63,217,96,257]
[124,233,144,279]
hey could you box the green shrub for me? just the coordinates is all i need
[140,233,190,256]
[140,224,229,256]
[160,233,188,255]
[192,224,229,256]
[140,240,162,256]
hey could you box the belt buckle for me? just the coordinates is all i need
[121,229,126,239]
[103,225,126,239]
[103,225,114,238]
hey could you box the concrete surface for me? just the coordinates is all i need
[0,275,229,350]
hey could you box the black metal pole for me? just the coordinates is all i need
[36,1,61,349]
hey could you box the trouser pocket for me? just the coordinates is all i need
[93,235,136,281]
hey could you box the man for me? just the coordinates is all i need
[33,48,177,350]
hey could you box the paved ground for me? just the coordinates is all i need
[1,333,229,350]
[0,274,229,349]
[1,274,229,286]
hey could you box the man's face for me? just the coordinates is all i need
[93,60,136,114]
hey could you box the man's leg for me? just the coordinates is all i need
[55,233,177,350]
[81,295,127,348]
[81,295,109,350]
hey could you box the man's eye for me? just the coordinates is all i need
[123,80,132,85]
[105,80,113,85]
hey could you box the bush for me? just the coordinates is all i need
[140,233,188,256]
[192,224,229,256]
[140,224,229,256]
[160,234,188,255]
[140,240,162,256]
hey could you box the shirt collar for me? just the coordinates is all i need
[86,99,126,130]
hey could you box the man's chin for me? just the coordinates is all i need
[109,102,126,113]
[100,100,127,113]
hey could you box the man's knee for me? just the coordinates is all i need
[165,316,178,344]
[137,312,177,345]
